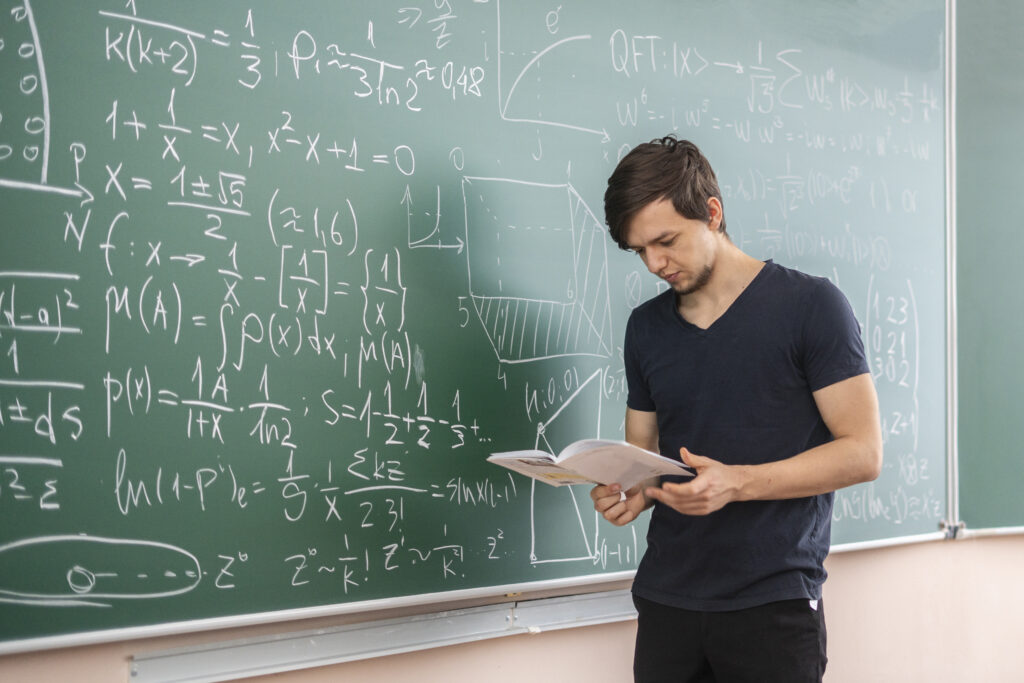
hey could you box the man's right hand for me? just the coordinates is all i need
[590,479,655,526]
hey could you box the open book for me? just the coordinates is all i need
[487,439,693,490]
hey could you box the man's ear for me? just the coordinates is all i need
[707,197,723,232]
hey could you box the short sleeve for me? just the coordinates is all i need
[624,311,656,411]
[800,279,870,392]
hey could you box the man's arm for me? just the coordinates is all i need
[647,373,883,516]
[590,407,660,526]
[624,406,660,452]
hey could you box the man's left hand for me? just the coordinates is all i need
[645,447,744,516]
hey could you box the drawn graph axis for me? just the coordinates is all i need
[493,0,607,139]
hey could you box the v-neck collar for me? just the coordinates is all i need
[671,260,772,334]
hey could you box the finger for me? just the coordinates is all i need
[598,498,624,521]
[645,485,668,505]
[610,510,637,526]
[604,483,626,504]
[679,448,713,469]
[589,483,620,502]
[605,500,640,526]
[648,481,700,509]
[659,480,694,496]
[593,489,628,514]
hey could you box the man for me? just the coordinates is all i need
[591,136,882,682]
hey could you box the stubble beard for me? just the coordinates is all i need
[672,263,714,296]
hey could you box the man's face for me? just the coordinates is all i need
[624,198,719,296]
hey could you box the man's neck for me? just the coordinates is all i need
[677,246,764,328]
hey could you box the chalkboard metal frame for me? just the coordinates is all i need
[945,0,961,537]
[129,589,638,683]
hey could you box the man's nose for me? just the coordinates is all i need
[645,248,665,274]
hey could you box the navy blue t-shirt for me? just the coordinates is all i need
[624,260,869,611]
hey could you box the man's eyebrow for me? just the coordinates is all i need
[627,230,675,249]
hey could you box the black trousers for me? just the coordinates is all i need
[632,594,827,683]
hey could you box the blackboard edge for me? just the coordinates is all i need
[0,570,636,656]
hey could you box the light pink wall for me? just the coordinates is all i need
[1,536,1022,682]
[824,535,1024,681]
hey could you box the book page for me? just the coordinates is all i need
[555,439,631,460]
[488,456,593,486]
[563,444,692,490]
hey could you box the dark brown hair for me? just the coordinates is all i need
[604,136,727,249]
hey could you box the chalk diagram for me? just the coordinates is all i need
[0,0,81,199]
[526,366,626,566]
[462,177,613,364]
[494,0,609,141]
[0,535,201,607]
[484,1,638,565]
[463,176,634,566]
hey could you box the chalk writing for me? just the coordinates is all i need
[0,0,946,646]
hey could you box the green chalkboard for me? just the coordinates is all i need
[956,1,1024,531]
[0,0,946,650]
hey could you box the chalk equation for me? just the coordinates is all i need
[0,0,946,644]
